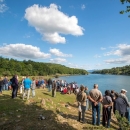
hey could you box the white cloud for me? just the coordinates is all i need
[81,4,85,10]
[0,0,4,2]
[114,44,130,56]
[94,54,101,58]
[101,47,106,50]
[50,58,67,63]
[0,43,51,59]
[24,4,84,44]
[105,58,130,64]
[0,3,8,13]
[104,44,130,64]
[104,44,130,56]
[49,48,72,57]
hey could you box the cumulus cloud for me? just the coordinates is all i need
[81,4,85,10]
[104,44,130,56]
[0,0,8,13]
[0,43,51,59]
[104,44,130,64]
[49,48,72,57]
[50,58,67,63]
[24,4,84,44]
[114,44,130,56]
[105,58,129,64]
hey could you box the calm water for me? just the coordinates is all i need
[55,74,130,100]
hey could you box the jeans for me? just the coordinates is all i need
[92,102,101,125]
[78,105,86,121]
[31,89,35,97]
[23,88,30,100]
[125,107,130,122]
[48,84,52,92]
[2,84,8,90]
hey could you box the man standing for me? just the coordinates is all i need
[76,85,87,123]
[52,80,57,97]
[119,89,130,121]
[119,89,130,108]
[3,75,8,90]
[11,75,19,99]
[48,78,52,92]
[88,84,102,126]
[23,75,32,100]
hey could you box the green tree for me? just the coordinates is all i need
[120,0,130,17]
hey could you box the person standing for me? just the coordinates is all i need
[102,90,113,128]
[88,84,102,126]
[3,75,8,90]
[11,75,19,99]
[0,77,3,95]
[20,77,25,94]
[23,75,32,100]
[52,80,57,97]
[118,89,130,121]
[48,78,52,92]
[76,85,87,123]
[31,77,36,97]
[84,87,89,111]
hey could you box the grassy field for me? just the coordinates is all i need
[0,88,119,130]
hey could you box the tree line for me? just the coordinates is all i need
[0,57,88,76]
[92,65,130,75]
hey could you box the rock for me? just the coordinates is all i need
[41,116,46,120]
[41,99,46,106]
[17,115,21,118]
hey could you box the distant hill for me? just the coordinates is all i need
[92,65,130,75]
[0,57,88,76]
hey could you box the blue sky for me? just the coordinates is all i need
[0,0,130,70]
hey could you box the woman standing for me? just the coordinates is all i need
[102,90,113,128]
[0,77,3,95]
[31,77,36,97]
[11,75,19,99]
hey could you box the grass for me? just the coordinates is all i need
[0,88,119,130]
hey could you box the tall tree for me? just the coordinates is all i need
[120,0,130,17]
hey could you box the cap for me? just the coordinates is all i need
[121,89,127,93]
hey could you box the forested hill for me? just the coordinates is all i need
[92,65,130,75]
[0,57,88,76]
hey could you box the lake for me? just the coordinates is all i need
[55,74,130,100]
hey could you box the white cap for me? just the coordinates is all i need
[121,89,127,93]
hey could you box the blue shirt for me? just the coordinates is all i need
[24,78,32,89]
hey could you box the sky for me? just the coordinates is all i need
[0,0,130,70]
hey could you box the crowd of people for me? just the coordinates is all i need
[0,75,130,129]
[76,84,130,129]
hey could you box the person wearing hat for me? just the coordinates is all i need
[119,89,130,107]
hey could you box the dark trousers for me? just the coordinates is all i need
[12,86,18,98]
[78,105,86,121]
[0,85,2,93]
[102,107,111,127]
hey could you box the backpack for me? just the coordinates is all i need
[77,92,83,102]
[10,77,15,86]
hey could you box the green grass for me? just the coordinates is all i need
[0,88,119,130]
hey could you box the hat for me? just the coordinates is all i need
[121,89,127,93]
